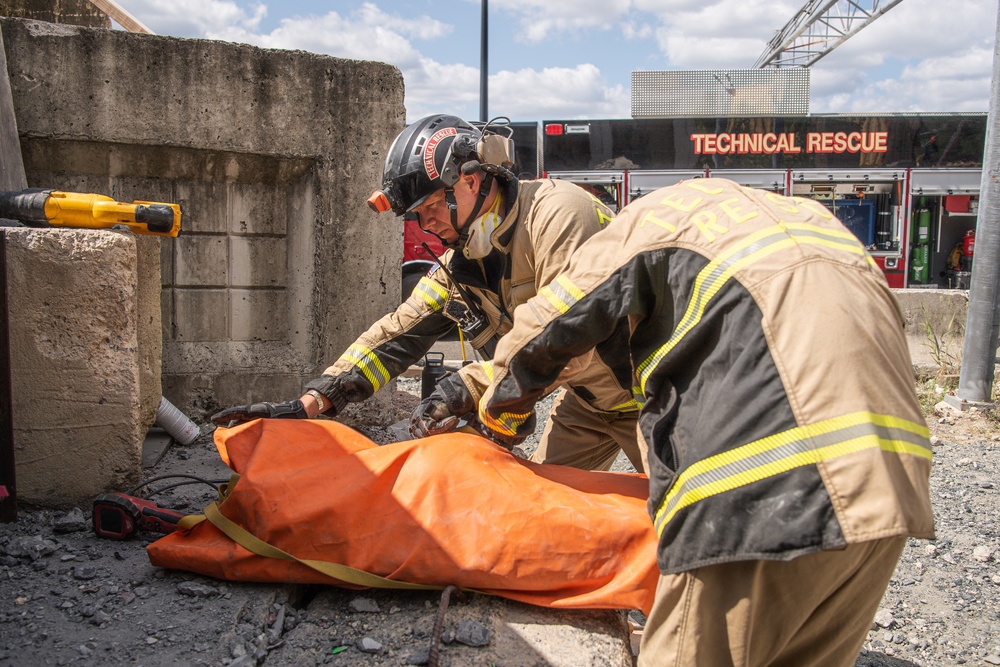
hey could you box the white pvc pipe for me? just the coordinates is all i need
[155,397,200,446]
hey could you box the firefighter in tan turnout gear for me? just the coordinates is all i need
[476,178,935,666]
[212,114,645,473]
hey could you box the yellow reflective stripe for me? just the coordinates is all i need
[483,361,494,382]
[652,412,931,535]
[636,228,796,393]
[590,197,614,226]
[339,344,390,392]
[781,222,869,257]
[632,386,645,409]
[636,222,869,394]
[610,398,640,412]
[480,409,532,436]
[539,274,585,314]
[411,277,448,311]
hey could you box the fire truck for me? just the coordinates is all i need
[537,113,987,289]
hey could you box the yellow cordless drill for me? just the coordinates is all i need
[0,189,182,237]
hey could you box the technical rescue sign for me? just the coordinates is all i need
[691,131,889,155]
[540,114,986,171]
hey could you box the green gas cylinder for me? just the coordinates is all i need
[910,243,929,283]
[912,198,931,244]
[908,198,931,283]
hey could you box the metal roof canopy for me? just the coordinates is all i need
[631,69,810,118]
[755,0,905,69]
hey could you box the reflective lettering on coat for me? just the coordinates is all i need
[640,209,678,233]
[685,181,725,195]
[590,197,614,226]
[691,209,728,242]
[718,198,759,225]
[765,192,800,214]
[661,192,702,213]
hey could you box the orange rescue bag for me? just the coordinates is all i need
[147,419,658,613]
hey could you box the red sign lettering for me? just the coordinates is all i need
[691,131,888,155]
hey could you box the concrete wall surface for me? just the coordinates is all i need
[2,17,406,419]
[894,288,968,375]
[0,0,109,28]
[4,227,146,506]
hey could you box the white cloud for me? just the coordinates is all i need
[115,0,999,119]
[812,47,994,113]
[493,0,634,42]
[806,0,996,113]
[651,0,802,67]
[117,0,266,37]
[403,59,481,120]
[490,64,629,118]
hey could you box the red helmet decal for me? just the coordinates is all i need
[423,127,458,180]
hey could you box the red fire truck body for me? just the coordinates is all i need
[402,113,984,293]
[538,114,986,289]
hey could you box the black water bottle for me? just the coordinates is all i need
[421,352,447,399]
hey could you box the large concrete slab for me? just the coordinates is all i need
[0,0,109,28]
[894,288,968,375]
[4,227,145,506]
[2,16,406,419]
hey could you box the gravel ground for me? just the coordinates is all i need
[0,375,997,666]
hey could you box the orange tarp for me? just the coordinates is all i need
[147,419,658,613]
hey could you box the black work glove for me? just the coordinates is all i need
[408,372,476,439]
[470,415,528,451]
[210,399,308,426]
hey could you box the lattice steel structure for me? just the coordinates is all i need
[755,0,905,69]
[631,69,810,118]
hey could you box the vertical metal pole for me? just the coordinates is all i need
[955,3,1000,404]
[480,0,488,123]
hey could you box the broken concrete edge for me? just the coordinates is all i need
[942,394,995,412]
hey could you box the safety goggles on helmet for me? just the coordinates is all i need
[367,115,516,216]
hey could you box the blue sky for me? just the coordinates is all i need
[113,0,998,123]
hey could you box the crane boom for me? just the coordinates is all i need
[755,0,904,69]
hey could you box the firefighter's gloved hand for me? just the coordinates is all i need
[210,399,308,426]
[472,418,528,451]
[408,372,476,439]
[409,394,461,438]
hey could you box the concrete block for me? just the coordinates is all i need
[0,0,111,28]
[212,372,304,408]
[893,288,968,373]
[173,288,228,341]
[135,235,162,433]
[230,289,288,341]
[159,231,173,286]
[230,182,286,236]
[174,180,228,235]
[5,228,142,507]
[230,236,286,288]
[4,16,404,419]
[160,287,172,343]
[174,235,227,287]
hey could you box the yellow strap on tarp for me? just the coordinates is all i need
[202,501,446,591]
[176,514,205,530]
[171,472,240,530]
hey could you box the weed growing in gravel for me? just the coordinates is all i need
[914,373,953,416]
[921,306,962,384]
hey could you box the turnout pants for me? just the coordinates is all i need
[530,388,646,474]
[637,537,906,667]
